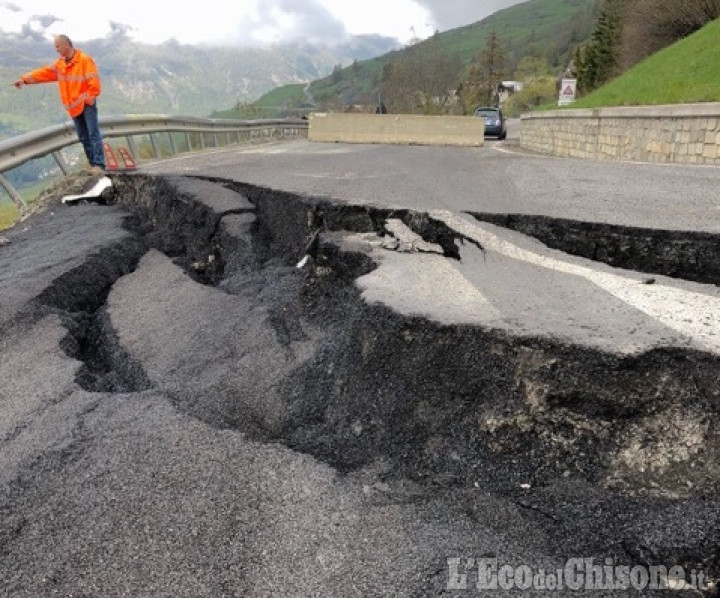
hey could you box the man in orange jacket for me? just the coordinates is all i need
[14,34,106,173]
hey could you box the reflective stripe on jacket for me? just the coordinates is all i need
[22,49,101,118]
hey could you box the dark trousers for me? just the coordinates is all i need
[72,103,105,168]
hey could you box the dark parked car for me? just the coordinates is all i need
[475,106,507,140]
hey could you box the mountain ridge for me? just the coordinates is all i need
[0,33,400,137]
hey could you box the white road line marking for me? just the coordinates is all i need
[491,144,550,158]
[436,211,720,354]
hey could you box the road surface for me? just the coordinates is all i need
[1,142,719,597]
[144,138,720,232]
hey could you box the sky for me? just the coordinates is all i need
[0,0,525,46]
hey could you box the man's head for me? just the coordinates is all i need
[54,35,74,59]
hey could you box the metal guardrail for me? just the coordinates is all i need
[0,115,309,208]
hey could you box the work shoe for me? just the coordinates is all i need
[87,165,105,175]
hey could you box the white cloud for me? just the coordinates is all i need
[0,0,439,46]
[414,0,526,30]
[0,2,27,32]
[324,0,435,40]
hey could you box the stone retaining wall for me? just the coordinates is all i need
[521,103,720,165]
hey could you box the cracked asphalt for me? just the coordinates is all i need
[1,143,719,597]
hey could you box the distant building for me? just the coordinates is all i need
[497,81,524,104]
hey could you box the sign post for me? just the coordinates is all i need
[558,78,577,106]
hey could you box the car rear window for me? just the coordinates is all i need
[476,109,498,117]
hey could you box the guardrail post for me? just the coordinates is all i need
[168,132,176,156]
[149,134,160,159]
[52,150,70,175]
[213,133,219,148]
[125,136,138,162]
[185,133,192,152]
[0,174,27,209]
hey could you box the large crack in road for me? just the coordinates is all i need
[471,212,720,287]
[1,173,719,596]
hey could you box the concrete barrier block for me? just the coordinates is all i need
[308,113,485,147]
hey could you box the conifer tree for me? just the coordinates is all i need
[460,30,508,111]
[574,0,626,93]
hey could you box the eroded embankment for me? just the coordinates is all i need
[110,174,720,492]
[216,179,720,491]
[32,173,720,585]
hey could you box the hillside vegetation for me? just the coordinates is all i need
[0,203,16,230]
[573,0,720,95]
[228,0,599,117]
[572,18,720,107]
[244,0,720,117]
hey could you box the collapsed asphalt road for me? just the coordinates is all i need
[1,173,719,597]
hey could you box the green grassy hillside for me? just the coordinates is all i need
[212,83,308,119]
[0,202,17,230]
[572,18,720,107]
[427,0,595,63]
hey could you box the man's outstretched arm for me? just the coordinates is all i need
[13,65,58,88]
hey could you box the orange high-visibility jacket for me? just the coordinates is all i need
[21,49,101,118]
